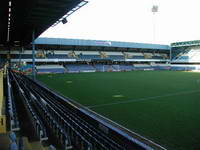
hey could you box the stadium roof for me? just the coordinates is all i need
[171,40,200,47]
[35,38,170,51]
[0,0,87,47]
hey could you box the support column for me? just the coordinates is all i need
[32,30,36,80]
[170,47,172,63]
[19,47,23,71]
[8,46,11,68]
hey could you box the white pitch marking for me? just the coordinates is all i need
[112,94,124,98]
[66,81,72,84]
[87,89,200,109]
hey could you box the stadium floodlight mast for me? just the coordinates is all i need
[152,5,158,43]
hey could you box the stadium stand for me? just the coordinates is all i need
[170,41,200,70]
[152,55,164,59]
[170,65,196,71]
[75,51,101,60]
[47,54,69,59]
[6,50,168,62]
[0,38,170,65]
[134,64,154,70]
[94,64,113,72]
[65,64,96,72]
[120,64,134,71]
[36,65,66,74]
[124,52,145,59]
[112,65,121,71]
[65,64,80,72]
[171,41,200,62]
[143,53,153,59]
[172,48,200,63]
[103,52,124,60]
[151,63,171,70]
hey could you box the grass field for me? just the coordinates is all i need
[37,71,200,150]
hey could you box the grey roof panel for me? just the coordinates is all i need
[35,38,170,51]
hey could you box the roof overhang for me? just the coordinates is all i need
[171,40,200,48]
[35,38,171,52]
[0,0,88,47]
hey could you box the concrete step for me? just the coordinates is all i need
[29,141,44,150]
[0,133,11,150]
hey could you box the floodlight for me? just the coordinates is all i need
[62,18,68,24]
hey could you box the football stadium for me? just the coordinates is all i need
[1,0,200,150]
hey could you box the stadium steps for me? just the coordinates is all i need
[122,52,127,58]
[21,136,51,150]
[92,64,98,70]
[64,67,68,72]
[20,136,59,150]
[29,140,44,150]
[0,133,44,150]
[17,137,41,150]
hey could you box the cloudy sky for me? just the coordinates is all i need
[40,0,200,45]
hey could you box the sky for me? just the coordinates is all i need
[40,0,200,45]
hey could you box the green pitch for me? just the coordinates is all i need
[37,71,200,150]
